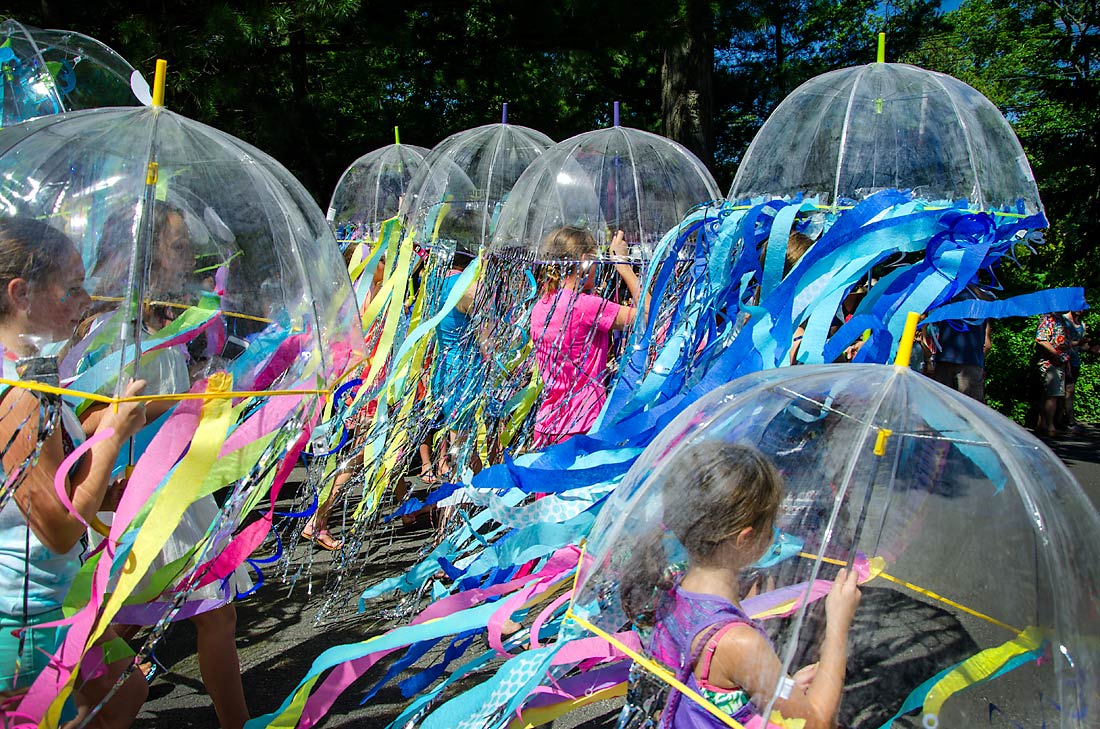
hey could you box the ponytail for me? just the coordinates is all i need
[542,262,564,296]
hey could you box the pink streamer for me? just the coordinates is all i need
[190,399,319,589]
[529,592,571,650]
[52,428,115,526]
[297,547,582,727]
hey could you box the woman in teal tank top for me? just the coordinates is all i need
[0,217,148,727]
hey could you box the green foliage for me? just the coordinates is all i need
[904,0,1100,297]
[985,311,1100,426]
[985,316,1039,424]
[2,0,1096,430]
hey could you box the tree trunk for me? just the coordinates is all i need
[661,0,715,171]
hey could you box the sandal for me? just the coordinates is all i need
[302,527,343,551]
[419,470,439,484]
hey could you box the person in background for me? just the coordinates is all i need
[529,227,641,448]
[928,285,992,402]
[1035,311,1072,438]
[0,217,148,727]
[1061,310,1086,433]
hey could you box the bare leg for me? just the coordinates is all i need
[1040,396,1060,436]
[1064,382,1076,427]
[303,470,347,550]
[436,432,453,481]
[68,627,148,729]
[190,605,248,729]
[419,440,436,482]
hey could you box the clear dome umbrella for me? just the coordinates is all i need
[400,105,554,255]
[467,110,722,453]
[327,127,429,248]
[728,43,1042,214]
[0,18,150,128]
[568,322,1099,728]
[0,61,363,724]
[0,69,360,395]
[489,107,722,262]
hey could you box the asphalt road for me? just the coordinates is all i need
[135,424,1100,728]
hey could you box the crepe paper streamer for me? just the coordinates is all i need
[394,633,486,700]
[67,306,223,402]
[17,375,235,727]
[112,392,203,532]
[529,593,571,650]
[418,645,563,729]
[245,600,505,728]
[508,663,629,728]
[921,287,1087,325]
[49,427,115,527]
[360,636,446,704]
[271,551,580,728]
[394,632,481,700]
[922,626,1045,725]
[358,497,517,604]
[414,547,581,625]
[874,631,1043,729]
[745,555,877,621]
[387,646,500,729]
[192,403,318,590]
[356,231,414,394]
[486,576,564,656]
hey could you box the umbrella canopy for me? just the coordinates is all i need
[327,140,429,246]
[0,103,361,396]
[400,119,553,254]
[490,124,721,262]
[571,362,1099,728]
[0,89,363,724]
[728,62,1042,214]
[0,18,149,128]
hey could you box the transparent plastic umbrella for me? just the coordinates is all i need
[464,119,721,453]
[0,18,150,128]
[489,119,722,262]
[327,131,429,247]
[570,353,1100,727]
[400,108,553,254]
[728,60,1042,214]
[0,63,362,723]
[0,96,361,396]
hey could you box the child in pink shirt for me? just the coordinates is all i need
[530,227,641,447]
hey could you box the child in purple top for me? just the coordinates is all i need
[530,227,641,447]
[620,443,861,729]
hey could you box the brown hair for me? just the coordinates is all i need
[0,218,75,320]
[759,230,814,279]
[619,441,784,626]
[539,226,598,295]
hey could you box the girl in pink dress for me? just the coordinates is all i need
[529,227,641,447]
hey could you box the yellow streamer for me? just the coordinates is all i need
[43,374,236,726]
[0,376,330,406]
[508,683,626,728]
[922,626,1043,723]
[798,552,1021,634]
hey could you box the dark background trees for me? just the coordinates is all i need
[4,0,1098,419]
